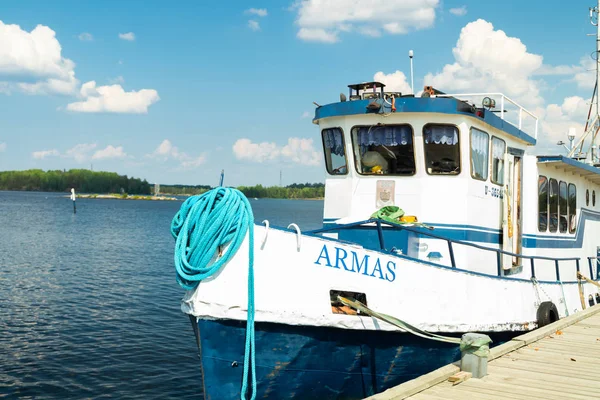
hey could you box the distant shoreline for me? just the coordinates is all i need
[72,194,178,201]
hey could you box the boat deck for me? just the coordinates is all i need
[368,304,600,400]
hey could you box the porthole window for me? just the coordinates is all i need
[587,189,590,206]
[594,190,596,207]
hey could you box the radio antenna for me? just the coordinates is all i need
[409,50,414,95]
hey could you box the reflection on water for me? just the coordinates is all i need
[0,191,323,399]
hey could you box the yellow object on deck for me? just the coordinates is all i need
[400,215,418,223]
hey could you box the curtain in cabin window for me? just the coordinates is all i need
[491,137,506,184]
[423,125,458,145]
[470,128,489,180]
[322,128,345,156]
[355,125,412,154]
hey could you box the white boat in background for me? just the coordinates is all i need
[174,4,600,399]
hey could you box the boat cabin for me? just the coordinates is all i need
[313,82,594,279]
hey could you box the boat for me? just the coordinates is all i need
[174,7,600,400]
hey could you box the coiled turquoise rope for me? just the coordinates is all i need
[171,187,256,400]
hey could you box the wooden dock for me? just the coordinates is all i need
[368,304,600,400]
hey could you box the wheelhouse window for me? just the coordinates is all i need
[352,125,415,175]
[423,124,460,175]
[538,176,548,232]
[568,183,577,233]
[559,181,568,233]
[322,128,347,175]
[470,128,489,181]
[549,178,558,233]
[491,137,506,185]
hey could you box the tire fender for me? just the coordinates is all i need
[536,301,559,328]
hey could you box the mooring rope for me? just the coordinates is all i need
[171,187,256,400]
[338,296,461,344]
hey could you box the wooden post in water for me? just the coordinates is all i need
[70,188,76,214]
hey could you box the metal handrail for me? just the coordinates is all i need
[309,219,582,281]
[587,256,600,279]
[431,92,539,140]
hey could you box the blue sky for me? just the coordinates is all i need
[0,0,596,186]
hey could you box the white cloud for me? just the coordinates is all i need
[233,137,321,166]
[248,20,261,31]
[148,139,206,169]
[301,111,311,118]
[533,64,582,76]
[281,138,321,166]
[423,19,545,108]
[233,138,279,163]
[32,149,59,159]
[297,28,339,43]
[0,142,6,152]
[78,32,93,41]
[538,96,590,148]
[0,20,79,95]
[246,8,268,17]
[66,81,159,114]
[374,70,412,93]
[64,143,97,162]
[294,0,439,43]
[449,6,467,16]
[92,145,127,160]
[32,143,127,162]
[573,56,595,90]
[118,32,135,41]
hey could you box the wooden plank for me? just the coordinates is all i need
[563,325,600,335]
[491,357,600,381]
[489,339,526,360]
[488,364,600,391]
[366,364,459,400]
[442,379,549,400]
[494,354,596,375]
[486,371,600,397]
[505,350,598,368]
[514,347,600,364]
[447,371,471,385]
[524,341,600,358]
[423,386,514,400]
[458,377,590,400]
[542,331,600,342]
[407,392,450,400]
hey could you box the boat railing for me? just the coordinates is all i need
[431,92,539,140]
[309,219,589,282]
[588,257,600,280]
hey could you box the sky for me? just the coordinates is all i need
[0,0,597,186]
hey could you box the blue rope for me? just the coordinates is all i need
[171,187,256,400]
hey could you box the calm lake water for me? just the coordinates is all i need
[0,191,324,399]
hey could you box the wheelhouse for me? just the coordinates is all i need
[315,82,540,277]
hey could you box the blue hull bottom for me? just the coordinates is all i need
[195,319,517,399]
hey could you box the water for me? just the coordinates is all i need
[0,192,324,399]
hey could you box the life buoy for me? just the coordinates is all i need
[536,301,559,327]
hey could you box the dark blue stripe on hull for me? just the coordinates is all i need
[196,319,516,399]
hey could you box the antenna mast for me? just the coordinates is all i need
[568,2,600,162]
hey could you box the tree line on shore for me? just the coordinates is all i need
[162,182,324,199]
[0,169,151,194]
[0,170,325,199]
